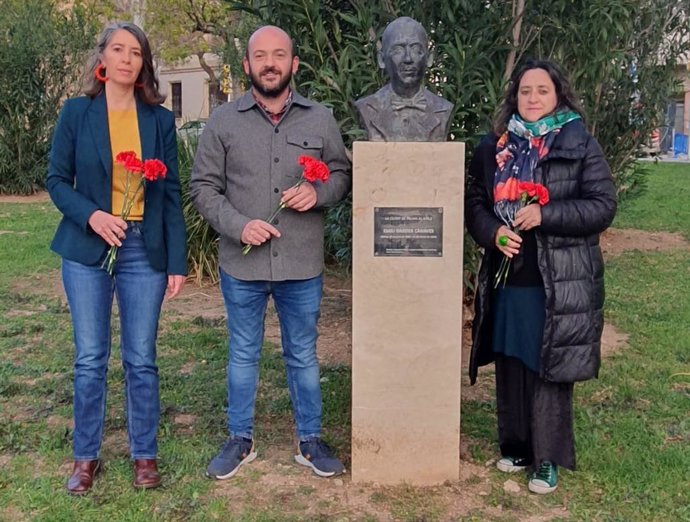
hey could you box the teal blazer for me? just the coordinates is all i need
[47,94,187,275]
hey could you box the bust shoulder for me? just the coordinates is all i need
[354,85,392,114]
[423,89,454,113]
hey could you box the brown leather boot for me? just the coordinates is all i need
[133,459,161,489]
[66,460,101,494]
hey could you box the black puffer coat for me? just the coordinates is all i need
[466,120,617,384]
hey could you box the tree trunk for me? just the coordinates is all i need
[197,52,225,109]
[504,0,525,82]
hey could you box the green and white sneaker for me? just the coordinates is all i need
[528,461,558,494]
[496,456,531,473]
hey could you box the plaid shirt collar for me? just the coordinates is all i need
[252,88,293,124]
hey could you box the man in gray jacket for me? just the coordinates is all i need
[190,25,351,479]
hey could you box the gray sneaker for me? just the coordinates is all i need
[496,455,531,473]
[206,436,257,480]
[295,437,344,477]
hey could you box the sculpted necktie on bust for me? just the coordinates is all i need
[390,90,428,111]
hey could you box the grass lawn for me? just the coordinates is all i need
[0,162,689,521]
[614,161,690,239]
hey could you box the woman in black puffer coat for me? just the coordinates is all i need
[465,59,617,494]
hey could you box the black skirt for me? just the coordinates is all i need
[492,286,545,372]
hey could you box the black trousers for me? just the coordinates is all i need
[495,354,576,470]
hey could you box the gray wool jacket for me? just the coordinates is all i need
[190,90,351,281]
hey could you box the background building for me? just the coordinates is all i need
[158,53,224,124]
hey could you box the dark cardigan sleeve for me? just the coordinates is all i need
[465,134,504,250]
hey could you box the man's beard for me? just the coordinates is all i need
[248,64,292,98]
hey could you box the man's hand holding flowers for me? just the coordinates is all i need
[282,180,318,211]
[239,182,318,248]
[241,220,281,248]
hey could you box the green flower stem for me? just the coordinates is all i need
[101,173,145,276]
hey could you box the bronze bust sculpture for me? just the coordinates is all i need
[355,17,453,142]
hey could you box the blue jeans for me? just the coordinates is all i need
[220,269,323,440]
[61,223,167,460]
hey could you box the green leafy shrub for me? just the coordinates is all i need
[0,0,98,194]
[178,138,220,284]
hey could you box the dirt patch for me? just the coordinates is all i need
[0,191,51,204]
[206,442,532,521]
[601,228,690,259]
[601,323,629,357]
[173,414,197,426]
[46,415,72,430]
[10,270,64,302]
[206,450,571,521]
[102,430,130,459]
[0,504,29,522]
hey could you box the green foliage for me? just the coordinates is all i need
[521,0,690,199]
[234,0,689,282]
[0,0,100,195]
[178,138,220,284]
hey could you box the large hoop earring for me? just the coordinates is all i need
[95,63,108,83]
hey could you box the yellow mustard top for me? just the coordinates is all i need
[109,108,144,220]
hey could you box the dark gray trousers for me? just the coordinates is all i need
[495,354,576,470]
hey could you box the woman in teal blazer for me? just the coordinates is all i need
[47,22,187,494]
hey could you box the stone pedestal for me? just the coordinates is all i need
[351,141,465,485]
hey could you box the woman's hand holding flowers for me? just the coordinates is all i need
[88,210,127,247]
[495,225,522,258]
[512,203,542,231]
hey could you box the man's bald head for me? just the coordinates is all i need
[243,25,299,99]
[246,25,294,59]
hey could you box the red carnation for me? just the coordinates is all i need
[298,155,330,183]
[517,181,550,206]
[115,150,138,164]
[143,159,167,182]
[125,158,144,173]
[115,150,144,173]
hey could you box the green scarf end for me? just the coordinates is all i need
[511,110,581,137]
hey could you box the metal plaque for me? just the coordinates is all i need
[374,207,443,257]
